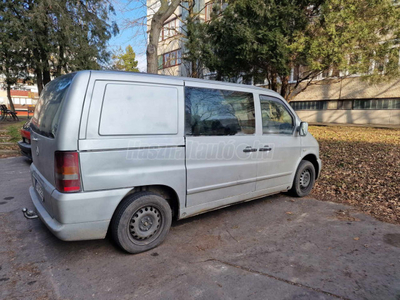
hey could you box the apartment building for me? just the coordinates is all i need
[147,0,214,77]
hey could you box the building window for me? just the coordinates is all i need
[291,65,310,82]
[204,2,214,21]
[159,18,180,41]
[290,98,400,111]
[158,49,182,70]
[327,101,338,110]
[374,60,385,74]
[353,99,400,110]
[158,55,163,70]
[321,69,330,79]
[185,87,255,136]
[337,100,352,110]
[290,101,327,110]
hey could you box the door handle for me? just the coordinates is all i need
[243,146,257,153]
[259,147,272,152]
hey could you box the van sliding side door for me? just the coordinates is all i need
[184,83,258,209]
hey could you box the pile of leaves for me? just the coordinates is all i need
[309,126,400,224]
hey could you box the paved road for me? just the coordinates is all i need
[1,156,400,300]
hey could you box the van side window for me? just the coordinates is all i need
[99,83,178,136]
[185,87,255,136]
[260,95,294,135]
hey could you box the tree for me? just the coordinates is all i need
[0,0,28,112]
[147,0,181,74]
[2,0,119,95]
[192,0,400,99]
[181,0,213,78]
[112,45,140,72]
[294,0,400,89]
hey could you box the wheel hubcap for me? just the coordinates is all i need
[300,169,311,189]
[130,206,161,240]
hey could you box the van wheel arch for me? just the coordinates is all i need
[301,154,319,179]
[115,185,180,220]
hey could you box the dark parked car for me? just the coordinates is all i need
[18,119,32,160]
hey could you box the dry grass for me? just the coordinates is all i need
[309,125,400,224]
[0,119,26,158]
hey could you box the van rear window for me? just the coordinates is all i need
[31,73,75,138]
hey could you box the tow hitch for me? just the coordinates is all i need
[22,207,38,219]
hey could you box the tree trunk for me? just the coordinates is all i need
[146,0,181,74]
[280,75,289,99]
[147,15,163,74]
[43,69,51,86]
[42,54,51,86]
[36,68,44,96]
[191,62,198,78]
[270,74,278,92]
[6,84,16,113]
[56,44,64,77]
[188,0,199,78]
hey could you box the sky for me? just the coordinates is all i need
[108,0,148,72]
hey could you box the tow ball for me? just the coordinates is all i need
[22,208,38,219]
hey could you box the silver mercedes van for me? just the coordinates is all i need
[26,71,321,253]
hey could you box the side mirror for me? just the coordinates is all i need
[299,122,308,136]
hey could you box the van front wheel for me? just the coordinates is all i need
[111,192,172,254]
[290,160,315,197]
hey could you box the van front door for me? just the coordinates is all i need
[184,85,258,210]
[255,95,300,192]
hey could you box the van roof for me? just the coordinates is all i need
[82,70,280,96]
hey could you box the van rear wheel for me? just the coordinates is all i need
[111,192,172,254]
[289,160,315,197]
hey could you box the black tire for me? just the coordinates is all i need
[111,192,172,254]
[289,160,316,197]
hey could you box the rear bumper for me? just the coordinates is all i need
[29,164,132,241]
[30,186,110,241]
[18,141,32,159]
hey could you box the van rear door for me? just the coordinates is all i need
[31,73,76,185]
[30,74,76,215]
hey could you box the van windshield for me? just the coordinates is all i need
[31,73,75,138]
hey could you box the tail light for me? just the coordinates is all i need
[55,151,81,192]
[20,129,31,140]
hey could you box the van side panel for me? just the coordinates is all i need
[79,145,185,193]
[79,78,186,215]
